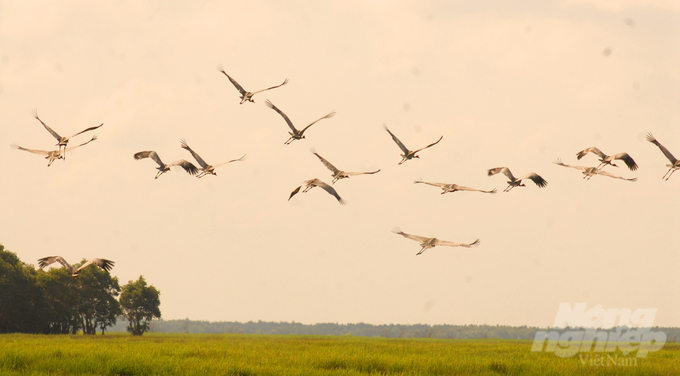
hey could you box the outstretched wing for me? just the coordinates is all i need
[610,152,638,171]
[439,239,481,248]
[299,110,336,134]
[213,154,247,168]
[391,227,429,243]
[553,158,586,171]
[414,180,447,188]
[134,151,165,168]
[74,258,115,274]
[315,179,345,204]
[412,135,443,154]
[265,99,298,132]
[180,139,209,168]
[33,109,63,141]
[487,167,516,181]
[64,135,97,152]
[383,125,410,154]
[166,159,199,175]
[311,149,340,174]
[595,169,637,181]
[519,172,548,188]
[647,133,678,164]
[346,169,381,176]
[250,78,289,95]
[452,184,496,193]
[66,123,103,139]
[217,66,247,96]
[11,143,52,156]
[37,256,73,273]
[576,147,605,160]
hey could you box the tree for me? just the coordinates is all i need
[74,260,121,335]
[119,276,161,335]
[0,245,42,333]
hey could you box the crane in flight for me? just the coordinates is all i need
[12,135,97,166]
[575,147,638,171]
[218,65,288,104]
[311,149,380,184]
[553,158,637,181]
[180,139,245,178]
[38,256,114,277]
[646,132,680,181]
[265,100,335,144]
[487,167,548,192]
[383,125,442,165]
[134,150,199,179]
[392,227,479,255]
[414,179,496,194]
[288,178,345,205]
[33,109,103,160]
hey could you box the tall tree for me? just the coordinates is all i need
[0,245,42,333]
[119,276,161,336]
[74,260,121,335]
[34,267,81,334]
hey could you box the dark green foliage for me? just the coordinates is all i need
[119,276,161,335]
[0,244,134,335]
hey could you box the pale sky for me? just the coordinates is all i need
[1,0,678,327]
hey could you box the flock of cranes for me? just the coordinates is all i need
[11,66,680,264]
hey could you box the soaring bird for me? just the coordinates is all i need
[414,179,497,194]
[38,256,114,277]
[218,65,288,104]
[646,132,680,181]
[575,147,638,171]
[12,135,97,166]
[311,149,380,184]
[288,178,345,205]
[33,109,103,160]
[553,158,637,181]
[180,139,245,178]
[383,125,442,165]
[392,227,480,256]
[487,167,548,192]
[264,100,336,144]
[134,150,199,179]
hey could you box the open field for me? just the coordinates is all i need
[1,333,678,375]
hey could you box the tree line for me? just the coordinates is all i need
[0,245,160,335]
[111,319,680,342]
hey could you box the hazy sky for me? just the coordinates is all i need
[1,0,678,327]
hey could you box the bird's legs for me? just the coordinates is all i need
[663,167,679,181]
[416,246,430,255]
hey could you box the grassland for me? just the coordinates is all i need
[0,333,678,375]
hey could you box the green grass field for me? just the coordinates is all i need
[0,333,677,375]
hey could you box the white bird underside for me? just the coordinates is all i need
[646,132,680,181]
[575,146,638,171]
[383,125,443,164]
[553,158,637,181]
[218,65,288,104]
[487,167,548,192]
[392,227,479,255]
[414,179,496,194]
[134,150,199,179]
[311,149,380,183]
[180,139,246,178]
[288,178,345,205]
[12,135,98,166]
[37,256,114,276]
